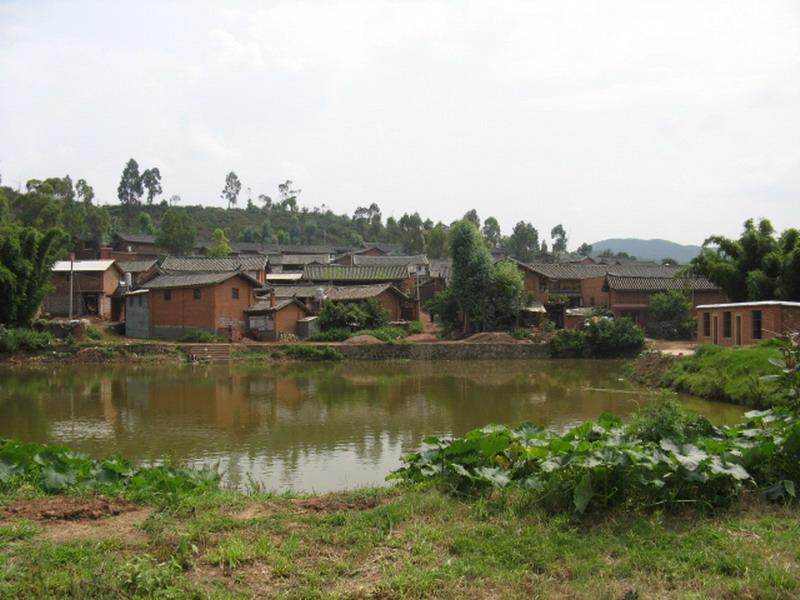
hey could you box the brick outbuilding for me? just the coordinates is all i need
[696,301,800,346]
[45,259,124,319]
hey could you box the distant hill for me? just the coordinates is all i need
[589,238,702,264]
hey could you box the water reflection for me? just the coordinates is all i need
[0,361,744,492]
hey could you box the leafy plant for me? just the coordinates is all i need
[177,330,226,343]
[550,318,644,359]
[318,298,388,331]
[85,325,103,340]
[307,328,352,342]
[0,326,53,353]
[284,345,342,361]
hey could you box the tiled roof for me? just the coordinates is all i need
[303,264,409,282]
[326,284,407,301]
[161,256,267,273]
[429,259,452,279]
[52,259,117,272]
[272,285,327,298]
[523,263,609,280]
[143,271,259,289]
[362,242,403,255]
[245,298,307,313]
[606,265,682,278]
[118,260,157,273]
[230,243,347,255]
[114,233,157,244]
[272,254,331,266]
[353,254,429,267]
[605,275,719,291]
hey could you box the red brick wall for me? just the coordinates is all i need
[580,277,608,307]
[274,303,306,334]
[377,290,403,321]
[695,305,800,346]
[212,278,255,332]
[151,287,216,330]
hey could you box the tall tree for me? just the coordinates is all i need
[84,205,111,244]
[482,217,501,248]
[399,212,425,254]
[278,180,300,212]
[450,220,494,332]
[463,209,480,230]
[689,218,800,301]
[117,159,143,206]
[0,224,69,326]
[577,242,592,257]
[221,171,242,209]
[505,221,539,263]
[75,179,95,205]
[156,208,196,255]
[137,212,155,235]
[208,228,232,257]
[426,223,449,259]
[141,168,162,204]
[551,224,568,253]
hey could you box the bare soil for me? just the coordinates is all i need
[463,331,523,344]
[235,494,388,521]
[342,335,383,345]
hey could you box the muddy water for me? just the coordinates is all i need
[0,360,743,492]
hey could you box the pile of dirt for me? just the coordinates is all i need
[1,496,141,521]
[462,332,521,344]
[342,335,382,345]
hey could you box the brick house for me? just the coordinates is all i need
[160,256,268,285]
[45,259,124,319]
[125,271,260,339]
[325,284,417,321]
[696,301,800,346]
[603,273,726,326]
[245,292,312,341]
[514,262,609,308]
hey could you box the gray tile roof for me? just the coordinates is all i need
[118,260,157,273]
[245,298,307,313]
[143,271,260,289]
[606,265,683,278]
[352,254,429,267]
[605,275,720,291]
[326,284,407,301]
[303,264,409,282]
[524,263,610,280]
[161,256,267,273]
[272,285,328,298]
[271,254,331,266]
[114,233,157,244]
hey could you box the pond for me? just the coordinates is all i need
[0,360,744,493]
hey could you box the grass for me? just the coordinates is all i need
[1,486,799,598]
[661,341,782,407]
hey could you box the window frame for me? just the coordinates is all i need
[193,288,201,300]
[703,312,711,337]
[232,287,239,300]
[752,310,763,340]
[723,311,732,338]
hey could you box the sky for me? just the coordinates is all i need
[1,1,799,247]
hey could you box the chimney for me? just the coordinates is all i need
[124,272,133,287]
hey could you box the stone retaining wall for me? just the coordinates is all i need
[248,342,550,360]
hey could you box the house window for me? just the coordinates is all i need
[703,312,710,337]
[164,290,171,301]
[193,288,201,300]
[232,287,239,300]
[723,311,732,338]
[752,310,762,339]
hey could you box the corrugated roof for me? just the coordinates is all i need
[696,300,800,309]
[118,260,157,273]
[303,264,409,282]
[143,271,259,289]
[161,256,267,273]
[605,275,719,291]
[353,254,429,267]
[52,259,117,272]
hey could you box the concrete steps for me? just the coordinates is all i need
[184,344,231,363]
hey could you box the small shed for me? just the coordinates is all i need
[696,301,800,346]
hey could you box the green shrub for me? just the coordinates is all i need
[85,325,103,340]
[284,345,342,361]
[354,326,408,342]
[178,330,226,343]
[408,320,424,335]
[318,298,388,331]
[0,327,53,353]
[550,329,590,357]
[511,327,531,340]
[307,328,352,342]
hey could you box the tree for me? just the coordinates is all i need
[208,228,232,257]
[505,221,539,263]
[689,218,800,301]
[258,194,272,209]
[278,180,300,211]
[156,208,196,255]
[259,218,272,243]
[169,194,181,206]
[75,179,95,205]
[648,290,694,340]
[482,217,501,248]
[117,159,143,206]
[489,259,525,328]
[84,205,111,244]
[0,224,69,326]
[450,220,494,332]
[577,243,593,257]
[221,171,242,210]
[551,224,567,253]
[463,209,480,230]
[141,168,162,204]
[426,223,449,259]
[661,257,678,266]
[137,212,155,235]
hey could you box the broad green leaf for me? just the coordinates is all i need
[573,473,593,513]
